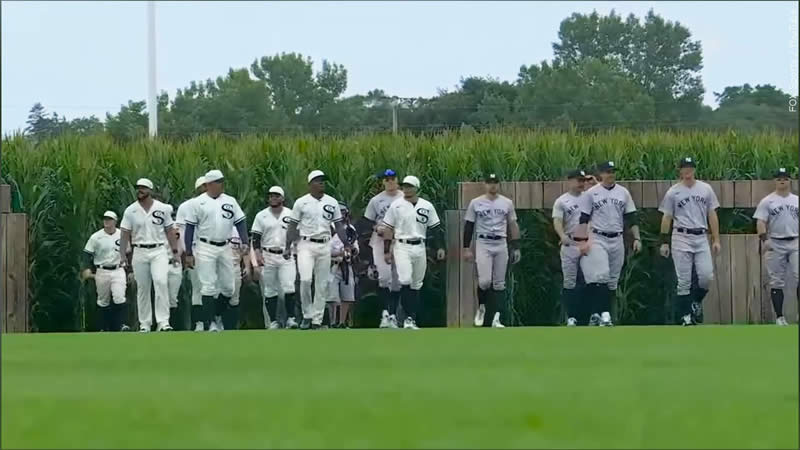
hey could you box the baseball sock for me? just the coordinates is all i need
[225,304,240,330]
[562,289,577,319]
[98,305,112,331]
[380,288,391,314]
[408,289,420,322]
[591,283,610,314]
[676,294,693,321]
[483,290,496,327]
[265,296,278,322]
[771,289,785,317]
[694,288,709,303]
[115,302,129,330]
[191,304,204,325]
[202,295,215,325]
[216,296,230,320]
[477,287,488,306]
[389,290,400,316]
[400,286,417,321]
[169,307,178,329]
[284,293,297,319]
[493,289,505,324]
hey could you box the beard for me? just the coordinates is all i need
[137,191,150,201]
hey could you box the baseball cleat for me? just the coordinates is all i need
[120,325,131,332]
[379,314,391,329]
[299,319,311,330]
[600,312,613,327]
[691,301,704,323]
[193,321,205,332]
[776,316,788,326]
[474,304,486,327]
[209,321,220,332]
[491,312,505,328]
[403,317,420,330]
[269,321,281,330]
[589,314,602,326]
[567,317,578,327]
[388,314,399,329]
[681,314,696,326]
[285,317,299,329]
[139,326,150,333]
[311,323,321,330]
[214,316,224,331]
[157,324,173,332]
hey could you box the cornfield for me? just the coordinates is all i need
[1,129,797,331]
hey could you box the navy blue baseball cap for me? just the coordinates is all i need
[380,169,397,178]
[485,173,500,183]
[678,157,696,169]
[597,161,617,173]
[774,167,790,178]
[566,169,587,180]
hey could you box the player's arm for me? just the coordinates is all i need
[551,199,567,243]
[119,229,131,268]
[284,222,299,254]
[624,191,641,244]
[575,194,592,240]
[357,198,378,239]
[81,238,95,280]
[708,207,720,251]
[233,201,249,251]
[381,206,397,256]
[462,221,475,248]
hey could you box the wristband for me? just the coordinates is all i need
[759,233,767,242]
[660,233,670,245]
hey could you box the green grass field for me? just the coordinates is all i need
[2,326,798,449]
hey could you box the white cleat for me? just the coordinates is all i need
[194,321,205,332]
[139,326,150,333]
[379,311,391,329]
[600,312,614,327]
[589,313,601,326]
[776,316,789,326]
[491,312,505,328]
[285,317,299,329]
[209,321,220,332]
[474,304,486,327]
[157,323,173,332]
[269,320,281,330]
[388,314,399,329]
[215,316,224,332]
[567,317,578,327]
[403,317,420,330]
[681,314,696,327]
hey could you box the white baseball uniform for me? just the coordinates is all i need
[382,197,440,290]
[465,194,515,291]
[176,197,202,306]
[553,192,584,290]
[163,204,184,309]
[288,193,343,325]
[120,200,174,330]
[327,224,360,303]
[227,226,244,306]
[186,192,246,298]
[364,190,403,290]
[754,192,799,289]
[84,228,125,307]
[251,206,297,299]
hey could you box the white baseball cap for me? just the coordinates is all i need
[205,170,224,183]
[194,176,206,190]
[401,175,420,188]
[307,170,325,183]
[268,186,285,197]
[135,178,154,189]
[102,211,118,221]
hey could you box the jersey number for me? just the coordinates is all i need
[152,210,166,226]
[322,204,336,221]
[221,204,235,220]
[416,208,430,224]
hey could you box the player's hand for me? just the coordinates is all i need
[462,248,474,262]
[761,239,772,254]
[255,252,265,267]
[511,249,521,265]
[659,243,670,258]
[632,239,642,254]
[436,249,446,261]
[559,235,571,246]
[712,240,721,255]
[578,241,591,256]
[184,255,195,269]
[384,252,393,265]
[80,269,93,282]
[126,271,135,285]
[282,249,292,261]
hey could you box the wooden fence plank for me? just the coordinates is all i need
[445,211,461,327]
[530,182,543,210]
[730,235,749,323]
[760,245,776,324]
[656,181,673,208]
[745,235,762,323]
[627,181,643,209]
[792,179,798,195]
[733,180,752,208]
[641,181,658,208]
[0,185,10,213]
[500,182,516,205]
[720,181,734,208]
[750,180,773,208]
[785,265,799,324]
[714,235,733,324]
[703,235,721,324]
[514,182,531,209]
[542,182,563,209]
[4,214,28,332]
[459,183,484,210]
[458,210,476,327]
[707,181,722,207]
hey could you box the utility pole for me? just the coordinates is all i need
[147,1,158,138]
[391,99,398,135]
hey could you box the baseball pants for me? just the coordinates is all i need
[371,234,400,291]
[671,234,714,296]
[393,241,427,290]
[560,242,581,289]
[327,263,356,303]
[132,246,170,329]
[476,239,508,290]
[261,251,297,298]
[228,247,243,306]
[195,241,235,298]
[167,261,183,309]
[766,238,799,289]
[580,233,625,290]
[95,267,126,307]
[188,268,202,306]
[297,239,331,325]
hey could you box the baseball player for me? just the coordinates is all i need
[284,170,350,330]
[176,176,207,331]
[82,210,130,331]
[574,161,642,327]
[658,157,721,326]
[754,167,799,326]
[252,186,298,329]
[381,175,446,330]
[326,202,360,328]
[119,178,180,332]
[183,169,249,333]
[163,204,184,329]
[358,169,404,328]
[552,169,589,327]
[462,173,520,328]
[224,225,249,330]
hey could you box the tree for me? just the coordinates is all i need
[714,84,792,109]
[707,84,797,131]
[24,103,68,141]
[105,101,148,141]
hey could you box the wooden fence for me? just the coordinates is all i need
[1,185,29,333]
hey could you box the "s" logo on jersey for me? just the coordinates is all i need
[416,208,430,224]
[322,204,336,221]
[152,210,165,226]
[281,216,292,229]
[221,204,235,219]
[115,239,121,248]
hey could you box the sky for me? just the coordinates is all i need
[1,1,798,134]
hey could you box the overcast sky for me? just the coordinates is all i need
[2,1,797,134]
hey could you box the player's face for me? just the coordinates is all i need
[207,180,223,196]
[310,177,325,194]
[102,218,116,229]
[383,176,398,191]
[136,186,152,200]
[600,169,616,184]
[401,184,417,198]
[268,193,283,207]
[485,182,499,195]
[568,177,584,191]
[776,176,790,190]
[680,167,695,181]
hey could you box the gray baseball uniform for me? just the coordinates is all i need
[465,194,516,290]
[553,192,584,289]
[754,193,799,289]
[660,181,719,296]
[364,191,403,291]
[579,183,636,290]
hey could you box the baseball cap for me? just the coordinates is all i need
[678,157,696,168]
[135,178,154,189]
[485,173,500,183]
[204,170,224,183]
[566,169,587,180]
[268,186,285,197]
[307,170,326,183]
[597,161,616,172]
[774,167,790,178]
[102,211,118,221]
[194,176,206,190]
[401,175,420,188]
[380,169,397,178]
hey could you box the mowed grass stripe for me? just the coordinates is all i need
[2,327,797,449]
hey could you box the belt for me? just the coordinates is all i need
[263,248,284,254]
[302,236,329,243]
[133,243,162,249]
[592,228,621,238]
[199,238,227,247]
[675,227,706,235]
[570,235,588,242]
[96,265,119,270]
[478,234,504,241]
[398,239,423,245]
[773,236,799,241]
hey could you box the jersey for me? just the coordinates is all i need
[175,197,197,230]
[659,181,720,230]
[120,200,174,245]
[251,207,293,248]
[288,193,343,238]
[754,192,799,238]
[84,228,122,266]
[382,197,441,241]
[187,192,246,242]
[365,191,404,224]
[464,194,516,237]
[579,183,636,233]
[553,192,584,235]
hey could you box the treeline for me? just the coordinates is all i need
[17,10,798,141]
